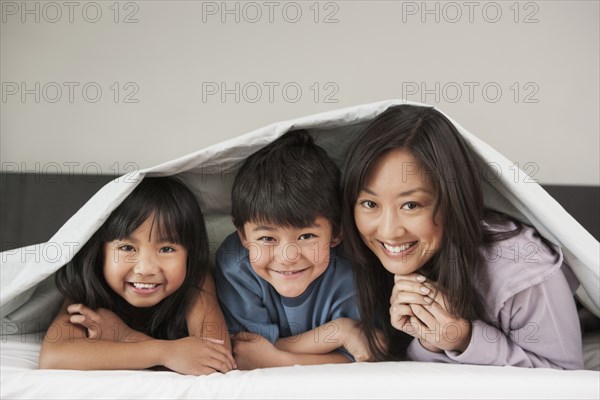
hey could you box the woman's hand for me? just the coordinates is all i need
[389,274,472,353]
[67,304,142,342]
[163,336,236,375]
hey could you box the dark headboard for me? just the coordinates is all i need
[1,174,598,251]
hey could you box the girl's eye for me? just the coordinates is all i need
[402,202,419,210]
[359,200,377,209]
[298,233,316,240]
[159,246,175,253]
[119,245,135,252]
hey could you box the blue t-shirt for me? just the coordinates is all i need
[215,232,360,345]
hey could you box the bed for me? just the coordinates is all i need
[2,100,599,398]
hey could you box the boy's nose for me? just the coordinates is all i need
[274,242,302,266]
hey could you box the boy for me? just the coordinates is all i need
[215,130,367,369]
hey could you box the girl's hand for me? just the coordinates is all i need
[164,336,235,375]
[390,274,472,353]
[232,332,287,370]
[67,304,140,342]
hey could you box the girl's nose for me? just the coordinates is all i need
[133,252,159,275]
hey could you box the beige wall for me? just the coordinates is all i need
[2,0,598,185]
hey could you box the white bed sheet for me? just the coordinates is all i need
[1,333,598,400]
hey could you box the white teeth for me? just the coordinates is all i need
[383,242,414,253]
[278,269,303,275]
[132,283,158,289]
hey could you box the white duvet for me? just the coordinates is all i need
[1,100,599,398]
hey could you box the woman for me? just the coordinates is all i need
[341,105,583,369]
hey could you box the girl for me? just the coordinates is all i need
[341,105,584,369]
[39,176,236,375]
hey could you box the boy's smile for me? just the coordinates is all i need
[239,216,341,298]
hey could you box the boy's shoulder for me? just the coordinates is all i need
[331,242,350,264]
[326,243,355,281]
[217,231,243,248]
[216,232,248,268]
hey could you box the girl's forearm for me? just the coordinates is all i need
[39,338,168,371]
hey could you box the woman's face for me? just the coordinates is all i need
[354,148,444,275]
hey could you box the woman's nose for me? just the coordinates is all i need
[378,208,406,239]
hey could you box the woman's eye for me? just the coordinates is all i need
[359,200,377,209]
[298,233,316,240]
[402,202,419,210]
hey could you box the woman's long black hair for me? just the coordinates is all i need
[55,176,209,340]
[341,105,520,360]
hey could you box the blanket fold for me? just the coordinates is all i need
[2,100,598,334]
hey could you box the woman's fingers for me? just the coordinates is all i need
[410,304,437,330]
[390,289,434,307]
[391,275,436,305]
[390,303,414,315]
[392,281,447,311]
[394,273,426,283]
[428,287,449,311]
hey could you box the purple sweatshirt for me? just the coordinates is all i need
[407,220,584,369]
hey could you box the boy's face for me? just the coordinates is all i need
[238,216,341,298]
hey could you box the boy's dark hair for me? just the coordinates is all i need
[55,176,209,340]
[231,129,341,235]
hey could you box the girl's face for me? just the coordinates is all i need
[103,217,187,308]
[354,148,444,276]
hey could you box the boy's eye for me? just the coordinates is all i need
[359,200,377,209]
[258,236,276,243]
[402,202,419,210]
[298,233,316,240]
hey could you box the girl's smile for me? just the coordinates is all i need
[103,217,187,308]
[127,282,164,295]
